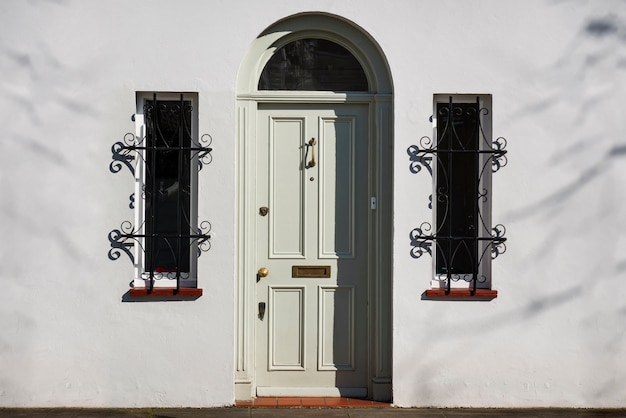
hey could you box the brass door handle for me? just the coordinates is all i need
[258,267,269,277]
[307,138,316,168]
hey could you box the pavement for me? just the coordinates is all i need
[1,408,625,417]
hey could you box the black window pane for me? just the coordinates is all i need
[258,38,368,91]
[144,99,191,273]
[436,102,479,275]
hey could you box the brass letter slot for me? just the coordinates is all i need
[292,265,331,278]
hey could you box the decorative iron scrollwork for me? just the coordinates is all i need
[108,221,140,263]
[491,137,508,172]
[407,138,434,176]
[490,224,507,259]
[108,94,214,293]
[196,221,212,254]
[198,134,213,170]
[408,96,508,295]
[109,132,213,177]
[109,133,138,175]
[409,222,433,259]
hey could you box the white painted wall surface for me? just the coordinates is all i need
[391,1,626,408]
[0,0,624,408]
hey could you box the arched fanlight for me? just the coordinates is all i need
[258,38,369,91]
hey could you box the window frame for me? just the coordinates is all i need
[430,94,495,292]
[132,92,200,290]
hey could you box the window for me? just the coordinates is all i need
[131,92,207,294]
[409,95,507,298]
[108,92,211,296]
[434,96,486,285]
[258,38,368,91]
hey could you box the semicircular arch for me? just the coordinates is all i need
[237,12,393,95]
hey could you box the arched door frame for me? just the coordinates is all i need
[235,12,393,401]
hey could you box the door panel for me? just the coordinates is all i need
[319,116,355,258]
[268,286,305,370]
[318,285,355,371]
[256,103,369,395]
[269,118,306,258]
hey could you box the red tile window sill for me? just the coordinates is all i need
[129,288,203,297]
[425,288,497,300]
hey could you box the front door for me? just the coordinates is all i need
[255,103,370,397]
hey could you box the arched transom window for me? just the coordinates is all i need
[258,38,369,91]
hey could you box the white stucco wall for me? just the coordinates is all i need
[0,0,241,407]
[0,0,624,408]
[391,1,626,408]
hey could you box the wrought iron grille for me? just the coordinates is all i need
[108,93,213,294]
[408,96,507,294]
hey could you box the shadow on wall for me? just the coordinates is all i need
[585,16,622,38]
[400,12,626,405]
[504,143,626,222]
[505,12,626,223]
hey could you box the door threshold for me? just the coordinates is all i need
[236,396,390,408]
[256,386,367,398]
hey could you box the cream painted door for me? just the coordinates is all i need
[255,103,369,397]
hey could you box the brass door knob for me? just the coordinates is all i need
[258,267,269,278]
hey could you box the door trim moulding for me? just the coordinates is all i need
[235,12,393,402]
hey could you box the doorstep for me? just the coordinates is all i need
[235,397,391,408]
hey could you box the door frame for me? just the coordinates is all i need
[235,12,393,402]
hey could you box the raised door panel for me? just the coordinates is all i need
[268,286,305,370]
[318,286,355,371]
[269,118,305,258]
[319,117,356,259]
